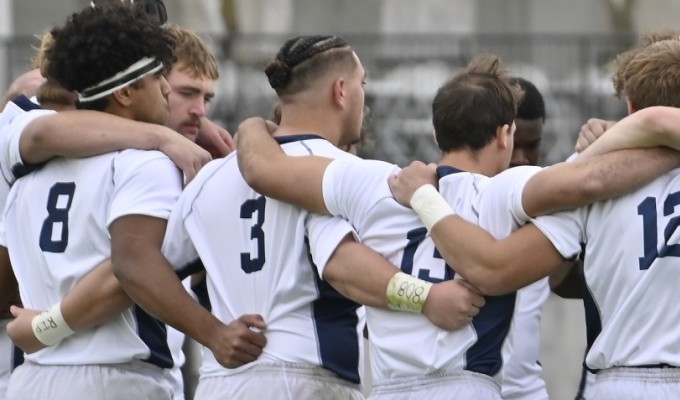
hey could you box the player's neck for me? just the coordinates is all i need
[438,147,502,177]
[274,110,342,146]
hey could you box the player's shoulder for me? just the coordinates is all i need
[114,149,181,180]
[277,134,351,158]
[182,154,235,194]
[0,107,55,133]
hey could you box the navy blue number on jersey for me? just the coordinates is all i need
[637,192,680,270]
[39,182,76,253]
[400,227,454,282]
[240,196,266,273]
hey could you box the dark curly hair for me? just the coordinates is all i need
[511,77,545,121]
[46,2,174,109]
[264,35,356,97]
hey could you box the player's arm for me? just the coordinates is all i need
[236,117,331,214]
[0,69,45,108]
[430,218,565,295]
[324,235,485,331]
[0,247,18,316]
[19,111,211,181]
[196,117,235,158]
[521,147,680,216]
[111,214,267,368]
[579,106,680,158]
[390,171,565,294]
[7,259,133,354]
[549,259,585,299]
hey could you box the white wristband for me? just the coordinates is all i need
[409,184,455,232]
[385,272,432,313]
[31,302,76,346]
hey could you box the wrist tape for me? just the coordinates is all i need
[31,302,76,346]
[385,272,432,313]
[409,184,455,232]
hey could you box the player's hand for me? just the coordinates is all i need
[233,118,278,148]
[7,306,46,354]
[196,118,235,158]
[422,279,485,331]
[575,118,615,153]
[388,161,438,208]
[1,69,45,105]
[157,129,212,184]
[209,314,267,369]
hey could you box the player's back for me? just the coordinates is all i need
[4,149,179,367]
[534,168,680,369]
[322,159,516,384]
[472,165,548,400]
[163,135,363,382]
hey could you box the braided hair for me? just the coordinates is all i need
[265,35,356,96]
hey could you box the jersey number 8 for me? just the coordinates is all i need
[39,182,76,253]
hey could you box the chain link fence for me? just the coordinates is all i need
[2,32,635,166]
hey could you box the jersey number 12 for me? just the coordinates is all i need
[637,193,680,270]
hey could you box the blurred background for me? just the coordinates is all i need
[2,1,679,399]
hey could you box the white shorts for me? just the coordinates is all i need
[593,367,680,400]
[6,360,174,400]
[368,370,501,400]
[194,362,364,400]
[0,320,12,400]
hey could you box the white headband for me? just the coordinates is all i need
[78,57,164,103]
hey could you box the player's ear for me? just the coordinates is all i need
[332,77,346,109]
[111,86,133,107]
[496,124,510,149]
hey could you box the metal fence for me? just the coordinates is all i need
[2,32,636,166]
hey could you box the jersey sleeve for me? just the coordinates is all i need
[107,150,183,228]
[0,108,56,185]
[476,166,542,237]
[322,158,399,228]
[305,213,356,278]
[531,209,587,260]
[161,197,199,273]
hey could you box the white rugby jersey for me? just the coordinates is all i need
[501,279,549,400]
[322,159,538,384]
[533,168,680,370]
[161,135,365,383]
[0,146,182,367]
[0,97,54,208]
[475,165,549,400]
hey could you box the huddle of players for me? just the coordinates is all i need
[3,1,680,399]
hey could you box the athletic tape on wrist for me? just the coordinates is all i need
[409,184,455,232]
[31,302,76,346]
[385,272,432,313]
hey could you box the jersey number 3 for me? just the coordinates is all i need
[240,196,266,273]
[39,182,76,253]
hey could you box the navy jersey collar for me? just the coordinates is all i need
[436,165,466,180]
[12,95,42,111]
[275,134,326,145]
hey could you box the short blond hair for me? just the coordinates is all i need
[166,24,219,80]
[611,30,680,99]
[621,38,680,110]
[31,32,78,108]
